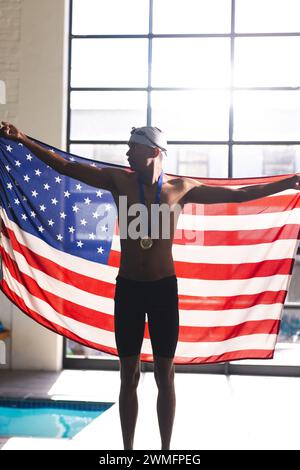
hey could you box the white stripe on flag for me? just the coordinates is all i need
[0,207,118,283]
[3,263,277,359]
[2,206,299,268]
[2,234,292,298]
[179,303,283,327]
[3,263,117,349]
[178,207,300,231]
[172,332,278,358]
[1,235,115,314]
[112,234,297,265]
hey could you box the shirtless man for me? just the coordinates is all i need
[1,121,299,450]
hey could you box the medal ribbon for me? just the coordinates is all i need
[138,171,164,237]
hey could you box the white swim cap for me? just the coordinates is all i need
[128,126,167,153]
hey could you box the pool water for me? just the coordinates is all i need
[0,399,114,438]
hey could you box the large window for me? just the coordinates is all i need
[65,0,300,373]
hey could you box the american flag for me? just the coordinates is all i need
[0,135,300,364]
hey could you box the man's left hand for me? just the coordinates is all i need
[290,174,300,190]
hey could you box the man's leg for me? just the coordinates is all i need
[153,355,176,450]
[119,354,141,450]
[114,276,146,450]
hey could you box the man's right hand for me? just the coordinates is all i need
[0,120,120,192]
[0,121,27,142]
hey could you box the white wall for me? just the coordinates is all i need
[0,0,69,370]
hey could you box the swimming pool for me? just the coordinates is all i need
[0,398,114,438]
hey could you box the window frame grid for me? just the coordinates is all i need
[65,0,300,373]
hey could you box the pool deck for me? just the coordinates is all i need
[1,369,300,450]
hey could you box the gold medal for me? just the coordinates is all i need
[138,171,163,250]
[140,236,153,250]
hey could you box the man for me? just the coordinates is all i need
[1,121,299,450]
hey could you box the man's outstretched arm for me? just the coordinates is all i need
[182,174,300,205]
[0,121,119,192]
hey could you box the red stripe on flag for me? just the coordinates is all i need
[2,224,115,296]
[0,278,119,358]
[178,290,287,310]
[1,245,281,344]
[174,224,300,245]
[176,319,280,343]
[169,348,275,365]
[108,246,294,280]
[1,248,115,331]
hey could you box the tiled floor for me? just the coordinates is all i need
[1,369,300,450]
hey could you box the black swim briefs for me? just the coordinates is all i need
[114,274,179,358]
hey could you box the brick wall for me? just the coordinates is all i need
[0,0,68,370]
[0,0,22,122]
